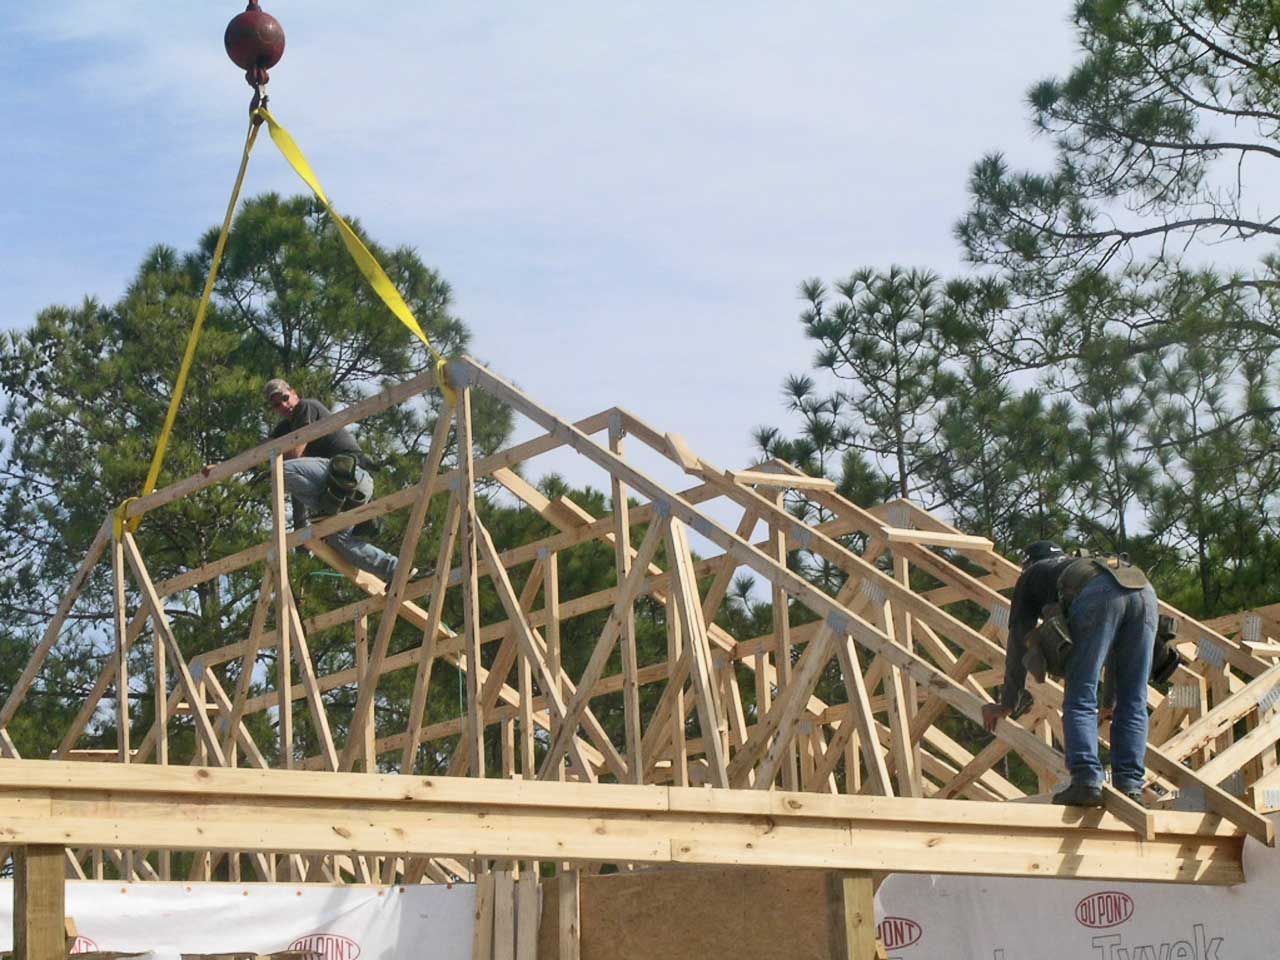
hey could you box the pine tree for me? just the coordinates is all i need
[0,193,509,761]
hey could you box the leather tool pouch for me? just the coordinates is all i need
[1023,601,1075,683]
[1095,555,1151,590]
[1151,614,1183,684]
[318,453,367,516]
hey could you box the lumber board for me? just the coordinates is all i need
[13,845,65,960]
[10,356,1276,891]
[0,761,1243,884]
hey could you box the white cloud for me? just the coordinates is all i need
[3,2,1083,491]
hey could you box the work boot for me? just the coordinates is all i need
[387,566,418,585]
[1117,786,1145,806]
[1052,782,1104,807]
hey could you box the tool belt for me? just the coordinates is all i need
[1023,555,1155,684]
[1022,558,1102,682]
[317,453,371,517]
[1018,552,1177,686]
[1058,555,1151,611]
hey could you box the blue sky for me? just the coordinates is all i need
[1,3,1080,494]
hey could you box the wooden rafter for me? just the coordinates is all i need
[3,355,1276,889]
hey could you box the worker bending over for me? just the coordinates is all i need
[982,540,1158,807]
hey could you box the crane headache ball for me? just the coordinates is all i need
[224,0,286,88]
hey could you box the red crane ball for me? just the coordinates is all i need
[225,0,285,87]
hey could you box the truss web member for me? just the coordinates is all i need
[981,541,1158,807]
[256,378,402,582]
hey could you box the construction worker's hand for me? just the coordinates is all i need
[1098,707,1114,726]
[981,703,1009,732]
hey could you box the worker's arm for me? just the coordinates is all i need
[200,409,307,476]
[1000,575,1037,711]
[202,443,303,475]
[984,572,1037,731]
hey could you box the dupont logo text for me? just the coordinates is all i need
[1075,891,1134,929]
[69,937,99,954]
[878,917,922,949]
[290,933,363,960]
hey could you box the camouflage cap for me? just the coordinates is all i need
[263,377,293,401]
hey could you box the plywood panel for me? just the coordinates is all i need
[539,867,839,960]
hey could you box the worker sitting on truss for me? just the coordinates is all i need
[262,377,404,583]
[982,540,1158,808]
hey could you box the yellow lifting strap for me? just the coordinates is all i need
[124,116,262,535]
[253,107,455,406]
[123,106,455,535]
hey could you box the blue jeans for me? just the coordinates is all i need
[283,457,398,582]
[1062,575,1157,792]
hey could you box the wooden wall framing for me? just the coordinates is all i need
[1,356,1274,889]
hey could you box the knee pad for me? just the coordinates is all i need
[318,454,371,516]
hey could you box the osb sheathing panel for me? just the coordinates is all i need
[539,866,841,960]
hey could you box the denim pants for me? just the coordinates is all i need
[1062,575,1157,791]
[283,457,398,582]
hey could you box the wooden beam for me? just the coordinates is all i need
[474,519,602,782]
[357,621,375,770]
[830,871,877,960]
[0,519,110,731]
[400,492,460,774]
[13,845,65,960]
[269,453,294,770]
[0,761,1244,884]
[831,629,893,796]
[890,553,924,797]
[461,361,1173,837]
[450,559,547,779]
[770,494,798,790]
[608,417,644,784]
[494,867,515,960]
[472,870,495,960]
[121,535,226,767]
[666,594,689,787]
[341,402,455,771]
[558,869,581,960]
[731,469,836,491]
[220,571,276,759]
[666,519,730,788]
[111,536,131,776]
[540,518,667,777]
[545,550,566,783]
[516,866,539,960]
[458,387,486,778]
[282,580,339,772]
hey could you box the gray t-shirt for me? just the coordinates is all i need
[271,398,362,460]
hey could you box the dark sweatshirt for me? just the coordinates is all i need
[1000,556,1074,711]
